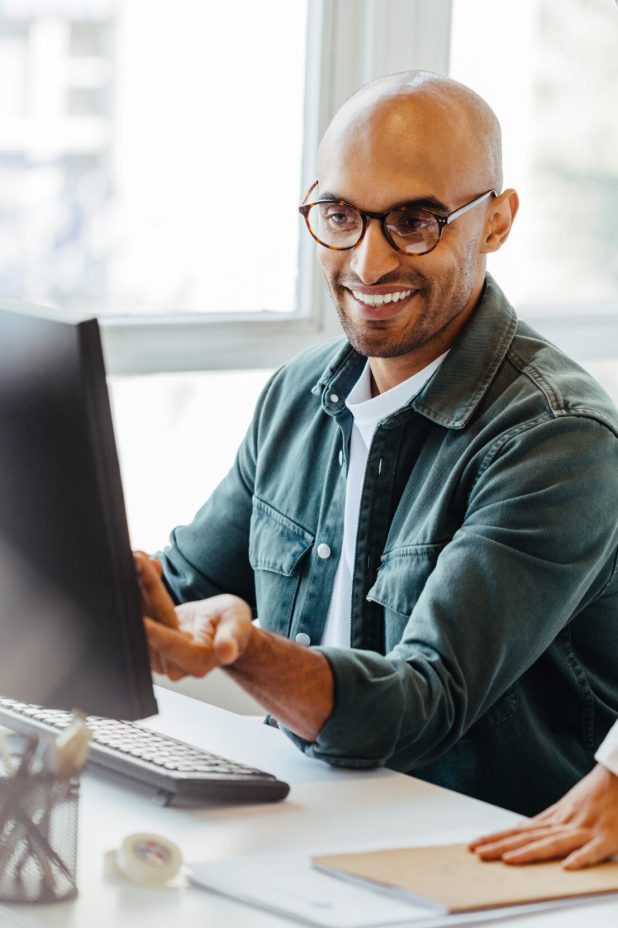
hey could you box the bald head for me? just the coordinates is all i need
[312,71,518,383]
[319,70,503,195]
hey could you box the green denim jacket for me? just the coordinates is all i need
[161,276,618,815]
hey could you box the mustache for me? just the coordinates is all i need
[336,272,428,290]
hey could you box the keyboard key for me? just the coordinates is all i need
[0,696,290,804]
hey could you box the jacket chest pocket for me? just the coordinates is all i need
[249,498,314,637]
[366,545,444,652]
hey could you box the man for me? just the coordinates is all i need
[470,720,618,868]
[137,70,618,817]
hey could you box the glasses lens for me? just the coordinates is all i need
[307,202,363,249]
[385,207,440,255]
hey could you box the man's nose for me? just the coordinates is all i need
[349,218,401,284]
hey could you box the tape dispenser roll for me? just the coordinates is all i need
[112,833,183,886]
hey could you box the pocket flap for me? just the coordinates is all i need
[249,498,314,576]
[366,544,444,617]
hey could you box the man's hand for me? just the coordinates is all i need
[145,595,254,681]
[134,551,253,681]
[133,551,334,741]
[469,763,618,869]
[134,551,178,628]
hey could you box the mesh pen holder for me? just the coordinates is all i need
[0,762,79,904]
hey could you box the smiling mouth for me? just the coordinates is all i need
[349,288,415,306]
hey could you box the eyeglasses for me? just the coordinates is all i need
[298,182,496,257]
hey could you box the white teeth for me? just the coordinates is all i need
[351,289,413,306]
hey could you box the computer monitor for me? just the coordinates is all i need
[0,297,158,720]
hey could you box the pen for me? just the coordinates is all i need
[45,713,91,778]
[0,737,38,883]
[0,733,15,776]
[0,736,37,825]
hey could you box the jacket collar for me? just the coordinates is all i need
[313,275,518,429]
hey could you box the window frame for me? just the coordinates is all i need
[101,0,618,375]
[101,0,454,374]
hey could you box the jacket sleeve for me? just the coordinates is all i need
[284,415,618,770]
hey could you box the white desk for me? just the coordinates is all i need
[4,686,618,928]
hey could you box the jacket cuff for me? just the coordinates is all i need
[280,646,410,768]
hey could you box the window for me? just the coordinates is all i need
[0,0,308,323]
[109,369,273,552]
[3,0,616,550]
[449,0,618,359]
[0,0,456,374]
[0,21,28,118]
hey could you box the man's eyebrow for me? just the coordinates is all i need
[315,190,450,214]
[315,191,341,202]
[401,195,450,214]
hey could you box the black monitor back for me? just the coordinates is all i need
[0,299,157,720]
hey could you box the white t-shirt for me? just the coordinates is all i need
[320,353,447,647]
[595,720,618,777]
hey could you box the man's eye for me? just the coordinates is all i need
[324,207,359,229]
[389,211,435,236]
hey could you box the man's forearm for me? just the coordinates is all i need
[225,625,335,741]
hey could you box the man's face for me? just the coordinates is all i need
[316,96,493,366]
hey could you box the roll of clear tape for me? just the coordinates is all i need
[107,833,183,886]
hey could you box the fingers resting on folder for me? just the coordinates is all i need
[469,762,618,869]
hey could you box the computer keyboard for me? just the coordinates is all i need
[0,697,290,805]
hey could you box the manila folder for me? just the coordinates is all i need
[312,843,618,914]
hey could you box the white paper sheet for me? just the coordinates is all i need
[189,849,586,928]
[0,906,44,928]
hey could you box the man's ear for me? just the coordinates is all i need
[480,188,519,253]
